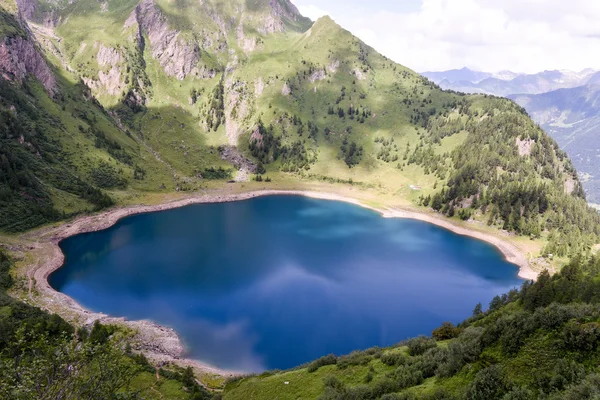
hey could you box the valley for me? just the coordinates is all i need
[1,0,600,398]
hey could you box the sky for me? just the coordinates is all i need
[292,0,600,74]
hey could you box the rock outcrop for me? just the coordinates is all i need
[125,0,201,80]
[97,45,122,67]
[281,81,291,96]
[0,35,56,95]
[81,44,125,96]
[225,78,253,145]
[261,0,307,33]
[16,0,61,27]
[219,145,257,174]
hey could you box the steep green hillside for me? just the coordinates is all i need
[2,0,600,397]
[510,84,600,204]
[1,0,598,261]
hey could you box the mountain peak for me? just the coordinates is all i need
[244,0,311,32]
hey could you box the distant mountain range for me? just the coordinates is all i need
[423,67,598,96]
[424,67,600,203]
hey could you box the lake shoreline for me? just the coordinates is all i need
[18,189,537,377]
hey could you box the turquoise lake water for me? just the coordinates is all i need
[50,195,523,372]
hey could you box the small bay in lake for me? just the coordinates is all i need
[50,195,523,372]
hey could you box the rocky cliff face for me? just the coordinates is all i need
[0,34,56,95]
[254,0,310,34]
[125,0,201,80]
[90,44,125,96]
[15,0,35,21]
[16,0,61,27]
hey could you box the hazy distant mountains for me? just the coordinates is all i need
[423,67,598,96]
[423,67,600,203]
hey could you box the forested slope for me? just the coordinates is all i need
[2,0,600,398]
[0,0,597,260]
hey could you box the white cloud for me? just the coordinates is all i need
[292,0,600,73]
[297,4,329,21]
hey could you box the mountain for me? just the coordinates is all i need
[510,84,600,203]
[427,69,598,96]
[2,0,600,397]
[1,0,595,246]
[421,67,494,84]
[426,68,600,202]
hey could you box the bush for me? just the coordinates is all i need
[381,351,408,367]
[562,320,600,351]
[307,354,337,373]
[547,359,585,392]
[466,365,508,400]
[396,365,424,389]
[432,322,461,340]
[551,374,600,400]
[201,167,232,180]
[406,336,437,356]
[337,351,373,369]
[90,161,127,189]
[436,327,484,378]
[502,387,534,400]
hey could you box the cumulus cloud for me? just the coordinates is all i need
[293,0,600,73]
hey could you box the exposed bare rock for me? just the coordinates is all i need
[516,137,534,156]
[16,0,61,27]
[565,177,576,195]
[126,0,200,80]
[224,79,253,145]
[250,125,264,147]
[309,69,326,83]
[98,67,124,96]
[82,45,125,96]
[255,77,264,96]
[219,145,257,173]
[353,67,367,80]
[327,59,340,74]
[97,45,122,67]
[260,14,286,34]
[124,86,146,108]
[257,0,308,34]
[270,0,303,21]
[281,81,291,96]
[236,21,256,53]
[0,35,56,95]
[15,0,35,21]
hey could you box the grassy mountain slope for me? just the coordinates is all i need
[2,0,600,398]
[510,84,600,204]
[2,0,598,262]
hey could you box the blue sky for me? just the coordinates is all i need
[292,0,600,73]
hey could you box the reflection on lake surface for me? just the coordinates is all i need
[50,196,522,372]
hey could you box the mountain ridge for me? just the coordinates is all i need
[0,0,597,253]
[2,1,600,397]
[425,68,598,96]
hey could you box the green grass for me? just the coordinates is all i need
[129,372,190,399]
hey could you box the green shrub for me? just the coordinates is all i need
[406,336,437,356]
[307,354,337,373]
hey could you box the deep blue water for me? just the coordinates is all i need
[50,195,522,372]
